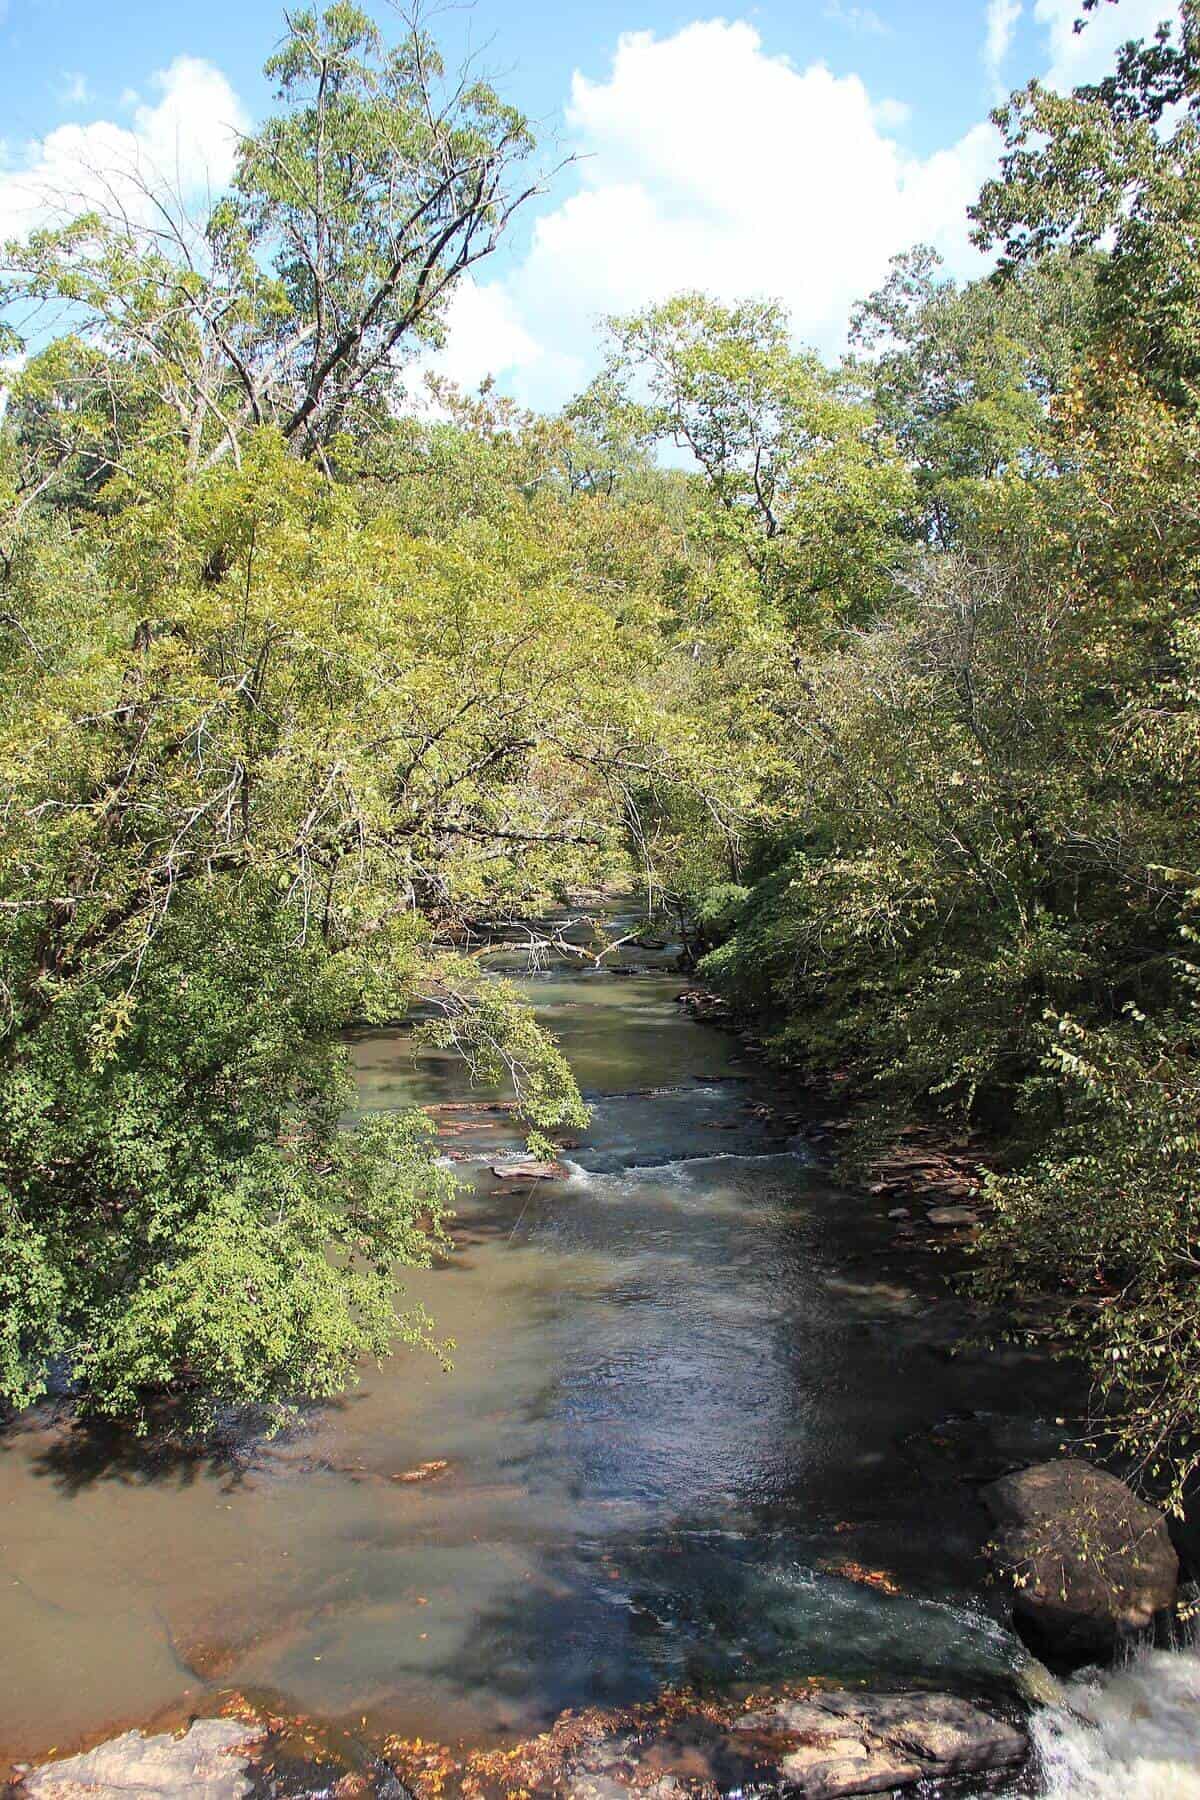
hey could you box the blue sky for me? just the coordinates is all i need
[0,1,1007,162]
[0,0,1182,408]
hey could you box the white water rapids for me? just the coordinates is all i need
[1029,1640,1200,1798]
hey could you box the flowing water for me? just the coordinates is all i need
[0,915,1195,1792]
[1032,1642,1200,1798]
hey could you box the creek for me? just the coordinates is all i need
[0,910,1196,1795]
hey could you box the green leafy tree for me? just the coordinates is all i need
[973,0,1200,399]
[624,3,1200,1507]
[849,246,1097,544]
[0,431,682,1422]
[576,292,914,629]
[0,4,541,492]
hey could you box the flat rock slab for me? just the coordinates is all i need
[560,1692,1025,1799]
[491,1161,568,1181]
[984,1458,1179,1659]
[730,1692,1026,1797]
[22,1719,264,1799]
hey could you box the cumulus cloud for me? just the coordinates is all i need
[0,349,25,420]
[874,96,913,128]
[429,3,1190,410]
[425,278,546,392]
[5,4,1180,420]
[439,20,997,410]
[0,56,249,246]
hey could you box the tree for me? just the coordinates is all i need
[0,4,542,487]
[849,246,1097,544]
[575,293,914,629]
[0,429,679,1422]
[682,0,1200,1495]
[973,0,1200,399]
[695,363,1200,1502]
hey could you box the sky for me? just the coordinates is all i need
[0,0,1183,410]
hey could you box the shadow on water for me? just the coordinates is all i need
[26,1417,248,1496]
[332,1491,1031,1738]
[2,1392,359,1496]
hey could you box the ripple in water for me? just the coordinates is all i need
[1030,1641,1200,1798]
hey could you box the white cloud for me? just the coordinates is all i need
[436,20,997,410]
[8,5,1177,427]
[824,0,891,34]
[0,56,248,245]
[429,5,1191,411]
[426,278,545,391]
[985,0,1023,83]
[400,276,584,413]
[0,349,26,420]
[57,72,91,108]
[1035,0,1180,89]
[874,96,912,128]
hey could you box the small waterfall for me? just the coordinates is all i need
[1030,1640,1200,1797]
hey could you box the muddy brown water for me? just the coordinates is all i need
[0,922,1076,1772]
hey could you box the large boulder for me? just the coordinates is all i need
[983,1459,1178,1660]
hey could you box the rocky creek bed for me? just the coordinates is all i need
[11,1686,1029,1798]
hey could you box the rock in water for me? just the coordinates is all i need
[730,1692,1026,1797]
[984,1459,1179,1659]
[491,1160,567,1181]
[22,1718,264,1798]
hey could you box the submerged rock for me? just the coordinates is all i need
[392,1457,451,1484]
[983,1459,1179,1660]
[389,1689,1025,1799]
[898,1407,1067,1486]
[925,1206,978,1228]
[21,1718,264,1798]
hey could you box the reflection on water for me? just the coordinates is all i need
[0,944,1077,1767]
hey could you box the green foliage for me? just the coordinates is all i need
[964,962,1200,1507]
[973,1,1200,400]
[681,3,1200,1498]
[0,427,660,1421]
[849,246,1097,543]
[578,292,915,628]
[0,887,458,1422]
[690,311,1200,1495]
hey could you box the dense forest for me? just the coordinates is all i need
[2,0,1200,1510]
